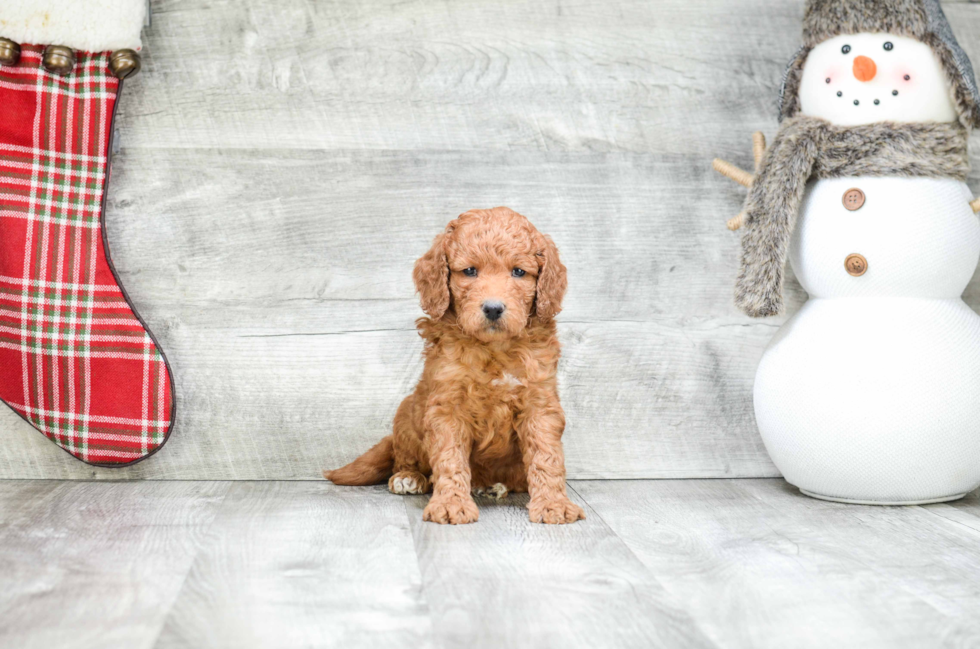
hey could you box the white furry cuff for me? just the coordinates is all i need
[0,0,146,52]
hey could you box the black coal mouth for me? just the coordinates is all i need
[827,76,903,107]
[832,89,899,106]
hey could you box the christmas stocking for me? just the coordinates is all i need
[0,1,175,466]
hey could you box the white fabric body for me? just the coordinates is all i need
[755,176,980,503]
[0,0,145,52]
[790,177,980,298]
[800,34,958,126]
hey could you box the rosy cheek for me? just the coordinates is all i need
[823,65,844,85]
[894,67,916,86]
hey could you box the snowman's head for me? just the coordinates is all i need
[779,0,980,129]
[799,33,956,126]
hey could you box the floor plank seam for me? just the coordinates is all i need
[567,481,670,579]
[742,484,972,627]
[400,494,441,649]
[566,482,724,649]
[917,504,980,537]
[144,482,235,649]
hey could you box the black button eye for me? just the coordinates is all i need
[462,267,477,277]
[842,44,851,54]
[512,268,526,278]
[883,42,894,51]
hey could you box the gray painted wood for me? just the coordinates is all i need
[0,480,228,649]
[7,478,980,647]
[153,482,434,649]
[572,479,980,649]
[1,0,979,478]
[404,489,716,649]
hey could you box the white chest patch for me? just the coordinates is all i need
[491,373,523,389]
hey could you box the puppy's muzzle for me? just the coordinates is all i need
[482,300,505,322]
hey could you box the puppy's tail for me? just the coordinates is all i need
[324,436,395,486]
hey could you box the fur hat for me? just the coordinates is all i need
[778,0,980,128]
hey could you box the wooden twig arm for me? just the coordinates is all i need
[712,158,754,188]
[714,132,767,231]
[972,197,980,214]
[727,212,746,231]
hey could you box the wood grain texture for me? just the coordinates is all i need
[0,0,978,478]
[153,482,434,649]
[0,480,228,649]
[4,478,980,647]
[571,479,980,649]
[404,488,717,649]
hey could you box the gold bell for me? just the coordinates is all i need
[42,45,75,76]
[108,49,141,79]
[0,38,20,66]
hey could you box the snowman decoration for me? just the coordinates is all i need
[715,0,980,504]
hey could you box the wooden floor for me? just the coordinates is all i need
[2,479,980,648]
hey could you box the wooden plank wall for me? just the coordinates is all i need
[1,0,978,479]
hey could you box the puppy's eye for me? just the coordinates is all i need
[883,42,894,51]
[512,268,526,278]
[462,267,477,277]
[842,44,851,54]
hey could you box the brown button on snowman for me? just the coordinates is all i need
[714,0,980,504]
[842,188,865,211]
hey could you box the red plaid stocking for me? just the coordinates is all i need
[0,45,174,465]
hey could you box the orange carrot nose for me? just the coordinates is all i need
[853,55,877,82]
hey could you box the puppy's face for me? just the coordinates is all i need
[446,220,539,341]
[413,207,567,342]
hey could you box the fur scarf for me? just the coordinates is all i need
[735,116,970,317]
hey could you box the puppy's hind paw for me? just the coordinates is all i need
[388,471,430,495]
[473,483,509,500]
[528,496,586,525]
[423,494,480,525]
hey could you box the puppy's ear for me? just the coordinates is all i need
[533,234,567,321]
[413,221,456,318]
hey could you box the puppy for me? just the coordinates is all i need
[325,207,584,525]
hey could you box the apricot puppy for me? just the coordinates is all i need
[325,207,584,525]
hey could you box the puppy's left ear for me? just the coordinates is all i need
[533,234,567,321]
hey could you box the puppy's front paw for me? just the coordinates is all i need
[528,496,586,525]
[423,494,480,525]
[389,471,430,495]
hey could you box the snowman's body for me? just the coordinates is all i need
[751,33,980,503]
[755,176,980,503]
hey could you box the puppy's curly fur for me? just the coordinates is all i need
[325,207,584,526]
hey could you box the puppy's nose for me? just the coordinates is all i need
[482,301,505,322]
[853,55,877,82]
